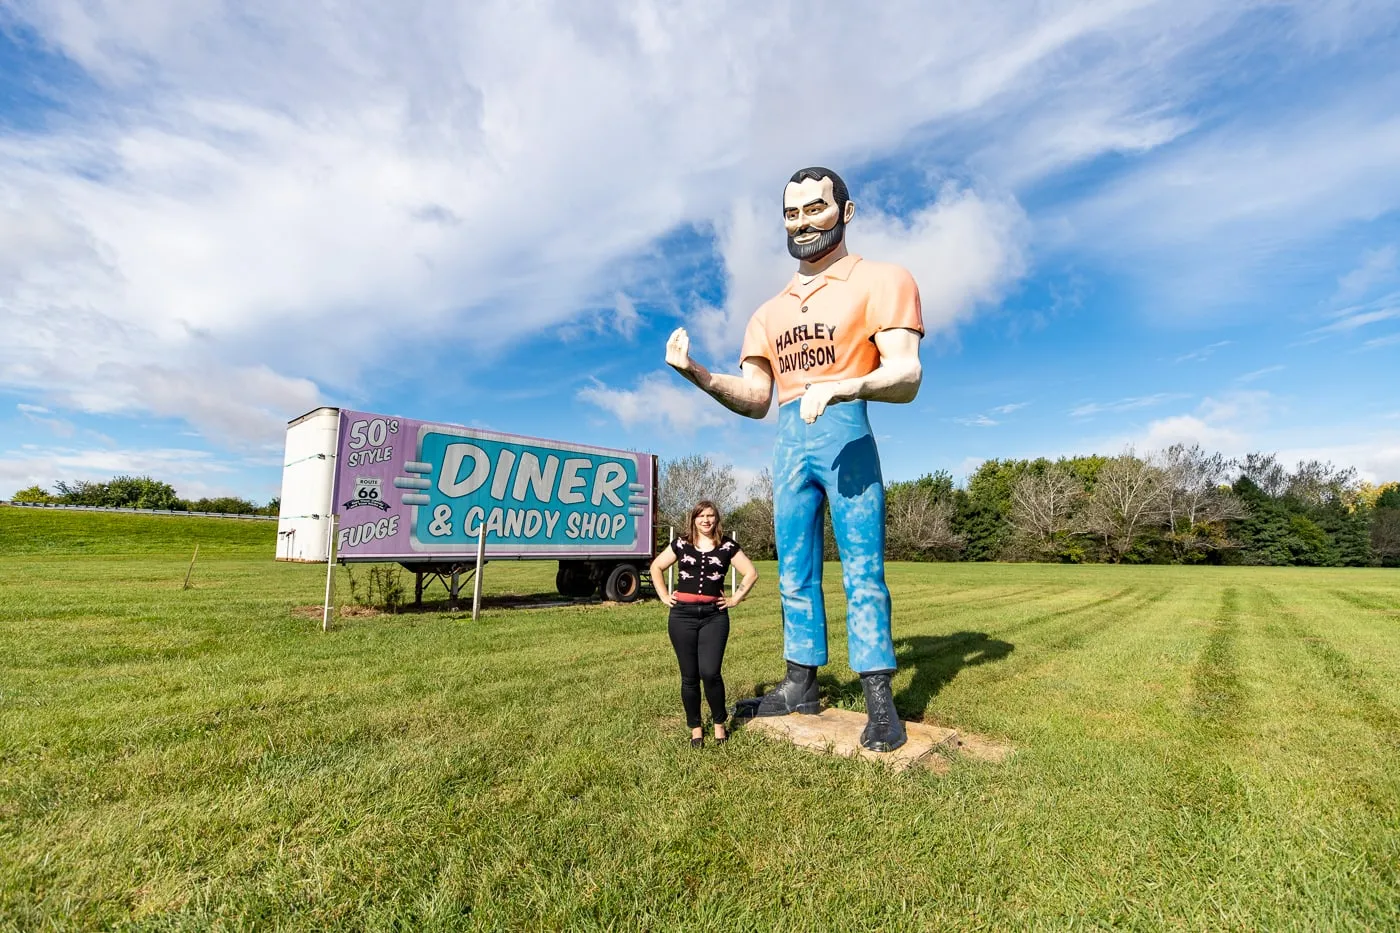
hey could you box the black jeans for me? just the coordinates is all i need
[667,602,730,728]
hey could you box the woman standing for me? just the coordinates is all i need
[650,500,758,747]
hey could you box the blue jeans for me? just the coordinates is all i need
[773,399,895,673]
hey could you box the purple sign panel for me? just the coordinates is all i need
[331,409,655,561]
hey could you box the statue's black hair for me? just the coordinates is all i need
[787,167,849,209]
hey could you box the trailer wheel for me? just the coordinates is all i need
[556,562,595,598]
[603,563,641,602]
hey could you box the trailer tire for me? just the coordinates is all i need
[556,562,596,598]
[603,563,641,603]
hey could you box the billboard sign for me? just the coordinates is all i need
[330,409,654,561]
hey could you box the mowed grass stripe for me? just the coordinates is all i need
[921,586,1172,738]
[1256,586,1400,749]
[1235,583,1400,921]
[1190,586,1245,732]
[1327,586,1399,613]
[1313,586,1400,702]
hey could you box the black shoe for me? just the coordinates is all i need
[755,661,821,717]
[713,725,728,745]
[859,671,907,753]
[690,735,704,749]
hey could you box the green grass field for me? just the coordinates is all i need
[2,506,1398,930]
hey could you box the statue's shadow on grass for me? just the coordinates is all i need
[815,632,1015,722]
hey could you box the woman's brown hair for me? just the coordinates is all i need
[682,500,725,544]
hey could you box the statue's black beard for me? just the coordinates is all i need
[787,218,845,261]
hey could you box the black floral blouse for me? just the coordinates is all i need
[670,536,740,598]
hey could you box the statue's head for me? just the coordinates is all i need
[784,167,854,262]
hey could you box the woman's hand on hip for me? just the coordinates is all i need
[658,591,676,607]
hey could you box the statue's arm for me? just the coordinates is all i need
[851,327,923,402]
[665,327,774,420]
[799,328,922,423]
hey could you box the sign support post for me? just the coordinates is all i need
[730,533,738,593]
[471,526,486,622]
[322,514,340,632]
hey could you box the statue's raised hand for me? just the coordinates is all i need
[665,328,692,372]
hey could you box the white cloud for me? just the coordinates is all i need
[1362,332,1400,350]
[859,187,1030,338]
[1138,414,1244,452]
[1315,307,1400,333]
[1059,72,1400,315]
[4,0,1396,446]
[2,0,1332,442]
[0,444,250,500]
[1174,340,1232,363]
[1070,392,1187,418]
[1270,439,1400,486]
[612,293,640,341]
[17,406,76,438]
[991,402,1030,414]
[1076,389,1400,484]
[1048,391,1271,466]
[1334,245,1398,304]
[1235,365,1285,383]
[576,372,727,434]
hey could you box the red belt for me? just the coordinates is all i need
[673,591,719,604]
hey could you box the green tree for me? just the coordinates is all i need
[186,496,260,515]
[1226,477,1294,565]
[1314,501,1374,567]
[105,476,182,510]
[53,479,107,506]
[11,485,56,503]
[1372,507,1400,567]
[959,459,1036,559]
[1228,477,1334,566]
[953,490,1008,561]
[1058,454,1111,492]
[53,476,181,510]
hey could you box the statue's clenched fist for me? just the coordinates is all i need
[665,328,691,372]
[799,381,841,424]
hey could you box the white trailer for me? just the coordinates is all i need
[275,407,340,562]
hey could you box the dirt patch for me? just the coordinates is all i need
[938,731,1016,765]
[399,593,652,612]
[291,594,653,619]
[291,604,382,620]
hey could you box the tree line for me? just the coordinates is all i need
[659,447,1400,568]
[16,452,1398,567]
[12,477,280,517]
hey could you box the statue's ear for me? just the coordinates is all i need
[843,199,856,224]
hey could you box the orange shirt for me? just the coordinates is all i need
[739,254,923,405]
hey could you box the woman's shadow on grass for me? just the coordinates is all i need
[818,631,1015,722]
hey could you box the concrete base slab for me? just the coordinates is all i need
[741,707,1013,773]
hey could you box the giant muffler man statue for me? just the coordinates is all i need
[665,167,923,752]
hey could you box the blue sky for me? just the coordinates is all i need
[2,1,1399,503]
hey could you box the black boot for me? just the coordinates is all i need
[859,672,907,752]
[754,660,820,717]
